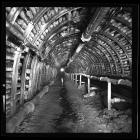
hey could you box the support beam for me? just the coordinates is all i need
[6,20,24,41]
[79,74,82,86]
[107,81,112,110]
[67,44,84,66]
[73,74,74,81]
[3,95,5,112]
[75,74,77,84]
[81,7,110,41]
[88,76,90,93]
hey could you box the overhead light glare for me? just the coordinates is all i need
[60,68,65,72]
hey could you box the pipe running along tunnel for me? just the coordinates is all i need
[4,6,132,133]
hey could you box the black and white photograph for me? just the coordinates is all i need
[1,2,139,138]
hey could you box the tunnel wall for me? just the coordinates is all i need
[5,6,88,120]
[6,36,57,120]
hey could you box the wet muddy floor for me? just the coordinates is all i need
[54,87,78,132]
[15,79,132,133]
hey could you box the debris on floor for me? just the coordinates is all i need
[83,91,96,98]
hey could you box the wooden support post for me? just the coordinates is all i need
[108,81,112,110]
[80,74,82,86]
[88,76,90,93]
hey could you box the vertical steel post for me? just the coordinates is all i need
[80,74,82,86]
[88,76,90,93]
[73,74,74,81]
[75,74,77,84]
[108,81,112,110]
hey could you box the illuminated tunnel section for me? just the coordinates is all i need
[4,6,133,133]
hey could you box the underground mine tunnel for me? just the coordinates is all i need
[4,6,133,133]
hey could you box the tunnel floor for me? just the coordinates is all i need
[15,79,132,133]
